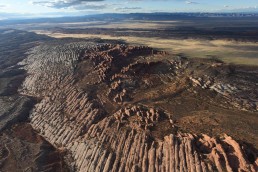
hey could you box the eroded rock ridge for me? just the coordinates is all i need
[20,42,258,172]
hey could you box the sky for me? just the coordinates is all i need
[0,0,258,19]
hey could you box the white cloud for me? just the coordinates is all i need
[114,7,142,11]
[32,0,106,10]
[185,1,199,5]
[0,4,7,9]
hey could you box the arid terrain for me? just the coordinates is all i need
[0,14,258,172]
[2,14,258,65]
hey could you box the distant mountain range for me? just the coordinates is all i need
[1,12,258,25]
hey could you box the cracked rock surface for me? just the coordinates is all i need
[0,29,68,172]
[19,41,258,172]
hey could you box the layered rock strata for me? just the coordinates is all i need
[20,42,258,172]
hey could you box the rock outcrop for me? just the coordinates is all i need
[19,42,258,172]
[0,30,70,172]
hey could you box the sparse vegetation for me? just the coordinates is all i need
[36,31,258,66]
[1,13,258,171]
